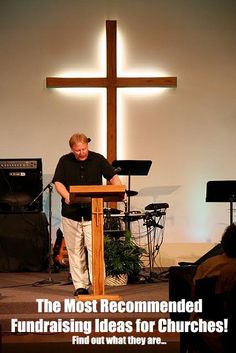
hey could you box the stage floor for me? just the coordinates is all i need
[0,271,179,353]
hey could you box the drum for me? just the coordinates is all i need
[104,208,124,237]
[125,210,145,222]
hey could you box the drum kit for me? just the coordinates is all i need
[105,160,169,234]
[103,189,145,236]
[104,160,170,282]
[110,159,152,231]
[104,201,169,235]
[104,200,169,283]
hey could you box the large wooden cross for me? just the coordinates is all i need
[46,20,177,162]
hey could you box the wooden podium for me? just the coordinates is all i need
[70,185,125,300]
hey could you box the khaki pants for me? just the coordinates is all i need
[62,216,92,290]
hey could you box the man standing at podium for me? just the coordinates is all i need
[52,132,122,296]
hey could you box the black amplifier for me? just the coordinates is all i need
[0,158,43,213]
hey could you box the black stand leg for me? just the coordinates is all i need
[230,198,234,225]
[146,224,154,279]
[33,184,61,286]
[126,172,131,231]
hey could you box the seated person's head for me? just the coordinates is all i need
[221,223,236,258]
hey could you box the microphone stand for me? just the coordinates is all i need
[32,183,61,286]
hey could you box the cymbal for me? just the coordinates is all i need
[126,190,138,197]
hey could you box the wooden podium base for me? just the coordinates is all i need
[75,294,122,301]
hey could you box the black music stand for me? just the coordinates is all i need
[112,160,152,229]
[206,180,236,224]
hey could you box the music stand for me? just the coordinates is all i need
[112,160,152,228]
[206,180,236,224]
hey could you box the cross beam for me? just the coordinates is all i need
[46,20,177,162]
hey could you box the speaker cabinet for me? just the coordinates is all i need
[0,159,42,213]
[0,213,49,272]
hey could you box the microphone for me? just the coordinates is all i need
[113,167,121,173]
[29,182,53,207]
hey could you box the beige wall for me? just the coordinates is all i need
[0,0,236,264]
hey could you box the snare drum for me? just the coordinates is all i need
[104,208,123,232]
